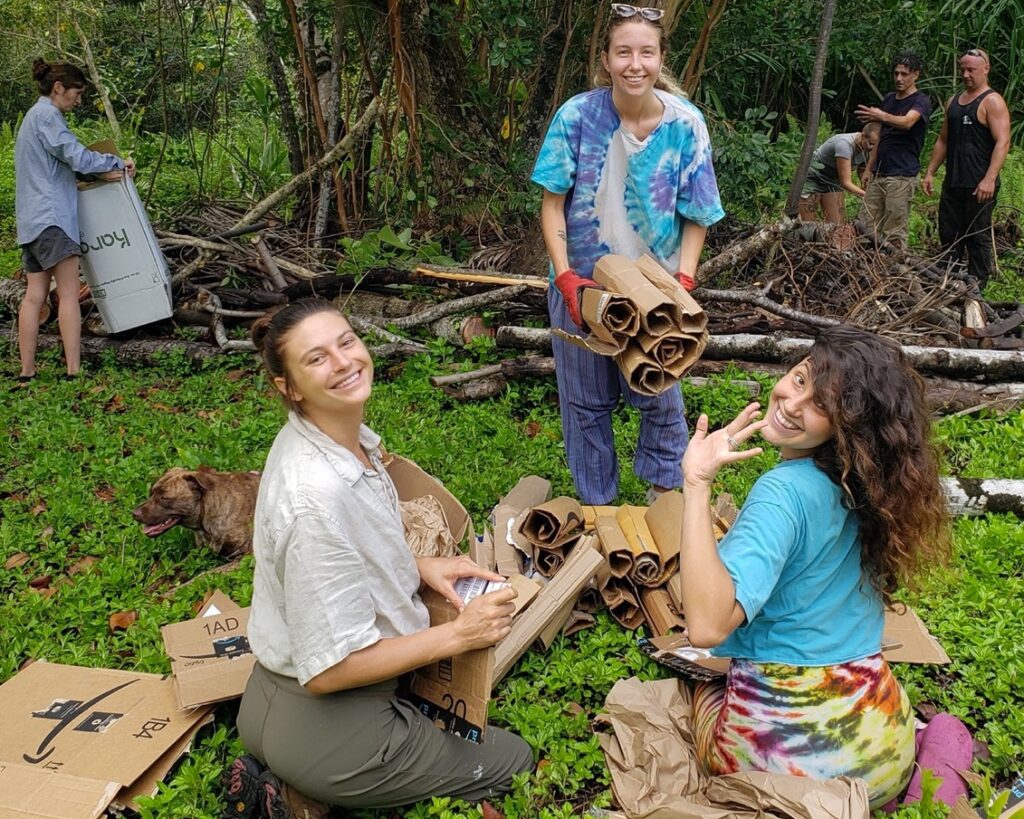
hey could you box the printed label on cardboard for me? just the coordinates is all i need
[0,662,209,789]
[161,603,255,709]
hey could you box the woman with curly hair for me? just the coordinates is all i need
[678,325,950,807]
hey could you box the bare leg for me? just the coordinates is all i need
[52,256,83,375]
[821,191,845,225]
[17,271,52,378]
[798,195,820,222]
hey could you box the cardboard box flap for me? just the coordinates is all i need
[0,764,118,819]
[385,455,471,544]
[641,605,949,682]
[162,603,255,710]
[551,327,625,357]
[883,607,950,664]
[111,710,214,812]
[0,662,210,789]
[198,589,241,617]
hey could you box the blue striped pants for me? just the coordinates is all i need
[548,287,688,504]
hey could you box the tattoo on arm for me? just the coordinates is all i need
[557,230,567,243]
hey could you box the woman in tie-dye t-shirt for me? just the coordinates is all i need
[531,4,724,505]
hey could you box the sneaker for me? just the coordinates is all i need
[258,769,330,819]
[221,755,265,819]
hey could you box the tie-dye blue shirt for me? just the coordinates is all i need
[531,87,725,280]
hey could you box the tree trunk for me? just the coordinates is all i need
[72,19,121,142]
[942,478,1024,518]
[784,0,838,216]
[244,0,305,175]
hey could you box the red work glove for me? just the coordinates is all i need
[554,269,602,327]
[674,271,697,292]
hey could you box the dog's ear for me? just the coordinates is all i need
[183,473,209,495]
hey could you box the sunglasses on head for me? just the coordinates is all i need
[962,48,989,62]
[611,4,665,21]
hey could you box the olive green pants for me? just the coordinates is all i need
[237,663,534,808]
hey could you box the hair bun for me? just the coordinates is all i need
[250,310,278,353]
[32,58,50,82]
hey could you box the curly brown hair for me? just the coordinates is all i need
[804,325,950,605]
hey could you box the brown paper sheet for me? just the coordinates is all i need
[400,495,460,558]
[596,676,871,819]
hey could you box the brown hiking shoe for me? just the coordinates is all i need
[258,769,330,819]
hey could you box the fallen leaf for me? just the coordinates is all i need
[4,552,30,570]
[40,527,54,540]
[94,486,116,502]
[105,394,126,413]
[30,500,47,516]
[29,574,53,589]
[151,402,180,413]
[972,738,991,762]
[225,369,247,382]
[916,701,940,721]
[31,587,56,599]
[525,421,542,438]
[108,611,138,632]
[481,801,505,819]
[68,556,99,575]
[565,702,585,717]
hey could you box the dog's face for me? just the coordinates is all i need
[132,468,205,536]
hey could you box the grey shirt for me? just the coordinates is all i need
[248,412,429,685]
[14,97,124,245]
[812,132,869,174]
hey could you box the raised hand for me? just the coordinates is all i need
[682,402,767,489]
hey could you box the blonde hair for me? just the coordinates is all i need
[593,15,687,98]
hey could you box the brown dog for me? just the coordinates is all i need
[133,467,261,559]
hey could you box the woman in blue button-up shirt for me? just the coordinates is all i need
[14,58,134,382]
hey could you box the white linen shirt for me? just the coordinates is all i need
[14,97,124,245]
[248,412,429,685]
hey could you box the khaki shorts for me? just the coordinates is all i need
[861,176,917,244]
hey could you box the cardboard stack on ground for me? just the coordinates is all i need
[161,590,256,710]
[0,661,213,818]
[554,253,709,395]
[77,140,172,333]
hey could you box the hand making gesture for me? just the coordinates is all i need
[682,402,768,489]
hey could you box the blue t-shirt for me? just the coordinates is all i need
[531,87,725,280]
[874,90,931,177]
[712,458,884,665]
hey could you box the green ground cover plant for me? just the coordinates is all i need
[1,341,1022,818]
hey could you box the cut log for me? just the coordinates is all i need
[495,326,553,351]
[697,217,800,283]
[703,334,1024,382]
[942,477,1024,518]
[0,278,51,324]
[388,285,529,330]
[251,235,289,290]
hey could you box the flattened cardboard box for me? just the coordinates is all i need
[641,605,949,680]
[0,662,211,817]
[0,763,117,819]
[161,591,255,709]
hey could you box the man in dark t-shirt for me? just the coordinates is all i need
[856,52,931,245]
[923,48,1012,287]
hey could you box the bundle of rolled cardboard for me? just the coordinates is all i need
[554,254,709,396]
[588,492,738,636]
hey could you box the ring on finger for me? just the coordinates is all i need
[727,435,740,451]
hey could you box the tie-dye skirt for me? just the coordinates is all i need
[692,653,915,807]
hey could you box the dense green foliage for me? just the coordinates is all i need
[1,346,1022,816]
